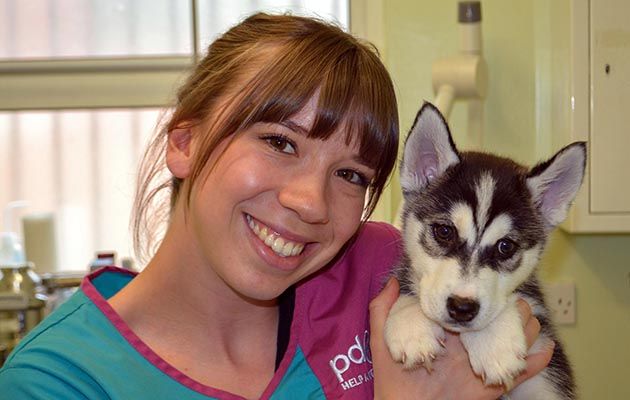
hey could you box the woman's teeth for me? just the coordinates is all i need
[246,215,305,257]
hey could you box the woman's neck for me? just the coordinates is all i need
[108,221,280,394]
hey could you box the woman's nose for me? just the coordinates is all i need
[278,172,330,224]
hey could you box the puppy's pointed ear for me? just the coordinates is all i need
[166,126,194,179]
[400,102,460,195]
[526,142,587,229]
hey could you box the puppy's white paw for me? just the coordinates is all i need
[384,294,446,371]
[461,307,527,389]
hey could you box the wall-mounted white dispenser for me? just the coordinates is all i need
[431,1,487,149]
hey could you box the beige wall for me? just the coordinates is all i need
[376,0,630,398]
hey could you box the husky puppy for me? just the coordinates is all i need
[384,103,585,399]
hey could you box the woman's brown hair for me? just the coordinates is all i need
[133,12,399,263]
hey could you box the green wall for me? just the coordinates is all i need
[377,0,630,398]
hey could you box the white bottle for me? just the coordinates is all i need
[0,201,28,267]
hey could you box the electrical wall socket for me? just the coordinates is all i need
[545,281,576,325]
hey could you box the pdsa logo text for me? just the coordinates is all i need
[329,331,373,391]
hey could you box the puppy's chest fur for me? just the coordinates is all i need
[385,103,582,399]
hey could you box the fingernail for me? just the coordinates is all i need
[538,338,556,353]
[384,276,395,289]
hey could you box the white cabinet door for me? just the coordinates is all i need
[589,0,630,214]
[560,0,630,233]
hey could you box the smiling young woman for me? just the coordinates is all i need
[0,12,552,400]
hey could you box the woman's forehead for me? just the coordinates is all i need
[286,94,318,130]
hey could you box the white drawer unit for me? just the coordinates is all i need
[555,0,630,233]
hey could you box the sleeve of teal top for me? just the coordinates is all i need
[0,366,109,400]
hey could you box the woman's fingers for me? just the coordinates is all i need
[513,298,554,387]
[516,299,542,349]
[523,313,542,349]
[369,277,399,348]
[516,298,532,322]
[513,340,555,388]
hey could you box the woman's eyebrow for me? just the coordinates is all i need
[279,119,374,170]
[354,155,376,170]
[279,120,309,135]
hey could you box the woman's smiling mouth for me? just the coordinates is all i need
[246,214,306,257]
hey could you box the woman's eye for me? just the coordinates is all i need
[432,224,457,244]
[263,135,296,154]
[496,238,518,258]
[336,169,369,187]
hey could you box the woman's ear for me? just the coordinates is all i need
[166,127,194,178]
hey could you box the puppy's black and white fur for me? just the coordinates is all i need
[384,103,584,399]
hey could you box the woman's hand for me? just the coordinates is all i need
[369,278,554,400]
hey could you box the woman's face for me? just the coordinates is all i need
[176,95,375,301]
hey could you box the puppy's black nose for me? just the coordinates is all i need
[446,295,480,322]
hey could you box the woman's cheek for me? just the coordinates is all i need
[330,191,365,238]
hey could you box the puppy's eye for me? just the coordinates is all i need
[432,224,457,243]
[496,239,517,258]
